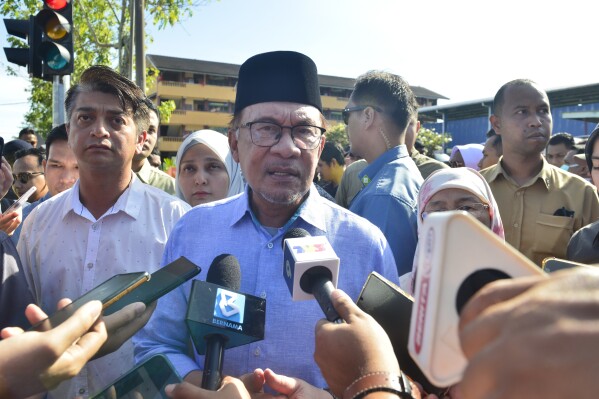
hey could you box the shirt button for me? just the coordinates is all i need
[260,291,266,299]
[267,243,273,249]
[79,388,86,394]
[514,223,519,228]
[92,224,98,231]
[87,263,93,269]
[254,347,261,356]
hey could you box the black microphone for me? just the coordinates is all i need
[282,228,342,323]
[185,254,265,391]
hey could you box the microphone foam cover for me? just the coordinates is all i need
[206,254,241,291]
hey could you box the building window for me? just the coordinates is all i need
[207,102,230,113]
[162,71,181,82]
[206,75,237,87]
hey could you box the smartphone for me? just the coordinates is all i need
[3,186,37,215]
[542,257,591,273]
[90,354,182,399]
[356,272,446,396]
[104,257,201,316]
[31,271,150,332]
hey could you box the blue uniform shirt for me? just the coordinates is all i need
[133,185,398,387]
[350,145,422,276]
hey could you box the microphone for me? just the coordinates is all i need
[185,254,266,390]
[282,228,342,323]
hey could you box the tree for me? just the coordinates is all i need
[325,122,349,150]
[417,127,452,158]
[2,0,207,135]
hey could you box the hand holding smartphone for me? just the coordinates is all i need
[31,272,150,332]
[3,186,37,215]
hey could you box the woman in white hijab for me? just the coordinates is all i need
[175,130,244,206]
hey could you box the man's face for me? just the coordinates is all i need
[344,96,368,158]
[20,133,37,148]
[44,140,79,196]
[491,84,552,157]
[66,91,144,172]
[545,143,570,167]
[12,155,46,201]
[229,102,325,209]
[478,137,501,170]
[317,160,333,183]
[140,111,159,159]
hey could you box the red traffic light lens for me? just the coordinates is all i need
[44,0,68,10]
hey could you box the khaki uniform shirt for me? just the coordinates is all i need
[135,158,176,195]
[410,148,449,180]
[480,157,599,266]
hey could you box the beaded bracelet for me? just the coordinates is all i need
[343,371,413,399]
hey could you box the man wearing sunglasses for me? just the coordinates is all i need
[344,71,422,277]
[12,148,48,202]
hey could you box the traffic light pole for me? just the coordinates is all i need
[52,75,70,126]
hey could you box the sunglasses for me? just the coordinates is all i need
[12,172,44,184]
[342,105,383,125]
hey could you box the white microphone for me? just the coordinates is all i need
[282,228,341,322]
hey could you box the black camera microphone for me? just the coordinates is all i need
[282,228,342,323]
[185,254,265,390]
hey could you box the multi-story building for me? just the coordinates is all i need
[146,54,448,155]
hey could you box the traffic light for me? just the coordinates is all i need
[3,16,43,79]
[36,0,73,76]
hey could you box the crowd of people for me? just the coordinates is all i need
[0,50,598,399]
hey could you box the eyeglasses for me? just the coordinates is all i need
[342,105,383,125]
[422,203,490,220]
[240,121,325,150]
[12,172,44,184]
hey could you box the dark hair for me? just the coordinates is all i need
[548,132,575,150]
[145,98,161,125]
[45,124,68,156]
[18,128,36,138]
[351,70,417,134]
[493,79,539,115]
[14,147,46,166]
[65,65,151,134]
[486,128,503,154]
[320,141,345,166]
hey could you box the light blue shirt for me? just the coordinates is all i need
[350,145,422,276]
[133,185,398,387]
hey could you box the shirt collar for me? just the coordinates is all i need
[64,174,142,221]
[359,145,409,186]
[229,184,328,234]
[488,156,551,190]
[135,159,152,184]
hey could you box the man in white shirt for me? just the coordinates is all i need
[18,65,189,398]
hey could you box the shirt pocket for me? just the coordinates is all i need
[533,213,575,258]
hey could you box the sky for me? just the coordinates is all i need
[1,0,598,140]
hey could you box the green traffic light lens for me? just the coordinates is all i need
[45,0,68,10]
[45,17,67,40]
[45,46,69,70]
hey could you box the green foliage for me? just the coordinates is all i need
[325,123,349,149]
[417,127,452,157]
[158,100,177,123]
[3,0,205,134]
